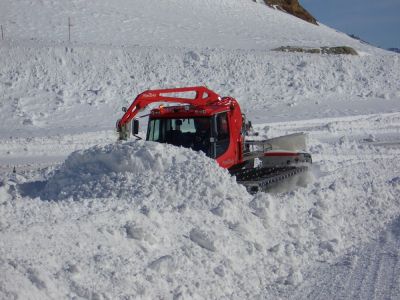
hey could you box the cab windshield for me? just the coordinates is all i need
[147,117,212,156]
[147,113,230,158]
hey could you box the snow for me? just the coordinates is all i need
[40,141,244,204]
[1,113,399,298]
[2,0,390,53]
[278,217,400,299]
[1,0,400,299]
[1,131,398,295]
[1,45,398,138]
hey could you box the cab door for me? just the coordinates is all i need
[214,112,230,158]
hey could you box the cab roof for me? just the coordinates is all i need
[149,97,236,118]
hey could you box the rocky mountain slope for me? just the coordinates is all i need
[259,0,317,25]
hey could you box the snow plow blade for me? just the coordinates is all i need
[263,132,307,151]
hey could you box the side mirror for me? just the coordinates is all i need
[132,119,139,135]
[122,107,127,112]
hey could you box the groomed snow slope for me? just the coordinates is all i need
[1,0,400,299]
[1,0,389,52]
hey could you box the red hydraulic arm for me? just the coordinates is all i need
[117,86,221,131]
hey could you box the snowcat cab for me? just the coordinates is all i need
[145,100,244,168]
[117,86,311,193]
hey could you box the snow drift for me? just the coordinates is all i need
[2,131,400,298]
[41,141,247,207]
[1,45,399,137]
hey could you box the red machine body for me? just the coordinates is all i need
[117,86,312,193]
[117,86,245,169]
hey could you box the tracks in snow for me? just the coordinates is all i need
[261,112,400,299]
[283,217,400,300]
[255,112,400,146]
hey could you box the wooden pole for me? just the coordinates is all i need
[68,18,71,42]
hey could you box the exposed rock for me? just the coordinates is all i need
[258,0,317,25]
[273,46,358,55]
[388,48,400,54]
[347,33,371,45]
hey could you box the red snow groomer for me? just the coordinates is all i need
[117,86,311,193]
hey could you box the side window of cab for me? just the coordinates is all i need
[215,112,230,157]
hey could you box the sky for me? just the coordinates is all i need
[301,0,400,49]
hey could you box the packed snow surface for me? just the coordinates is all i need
[1,0,400,298]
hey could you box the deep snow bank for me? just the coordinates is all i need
[41,141,247,207]
[1,130,400,298]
